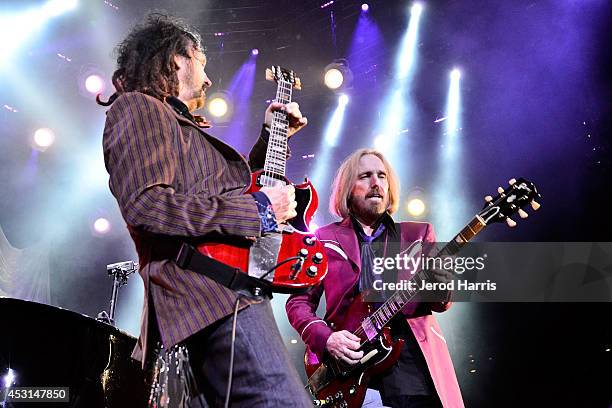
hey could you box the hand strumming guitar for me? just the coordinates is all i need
[326,330,364,365]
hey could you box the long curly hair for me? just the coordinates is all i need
[97,12,202,106]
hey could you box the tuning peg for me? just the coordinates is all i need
[518,209,529,219]
[506,217,517,227]
[484,195,493,202]
[531,200,541,211]
[509,178,516,185]
[498,186,505,194]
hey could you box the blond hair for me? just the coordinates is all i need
[329,148,400,219]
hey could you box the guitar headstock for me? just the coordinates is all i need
[478,177,541,227]
[266,66,302,90]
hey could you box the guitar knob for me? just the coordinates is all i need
[312,252,324,264]
[348,386,356,395]
[299,248,309,257]
[306,265,318,278]
[303,236,316,246]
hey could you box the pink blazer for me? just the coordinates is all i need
[286,217,464,408]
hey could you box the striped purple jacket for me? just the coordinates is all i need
[102,92,269,364]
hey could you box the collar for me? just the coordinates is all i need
[166,96,211,128]
[350,212,396,236]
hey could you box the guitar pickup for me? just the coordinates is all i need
[359,349,379,365]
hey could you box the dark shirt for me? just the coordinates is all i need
[351,214,436,397]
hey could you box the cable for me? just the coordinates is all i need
[259,255,302,280]
[224,297,241,408]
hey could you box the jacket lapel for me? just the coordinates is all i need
[334,217,361,272]
[164,101,251,169]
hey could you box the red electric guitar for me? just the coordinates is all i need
[197,66,327,293]
[304,178,541,407]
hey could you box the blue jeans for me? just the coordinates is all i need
[185,299,312,407]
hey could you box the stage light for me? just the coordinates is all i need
[78,65,106,99]
[93,217,111,234]
[431,66,465,240]
[0,0,79,65]
[450,68,461,81]
[3,368,15,388]
[447,67,462,138]
[290,339,298,344]
[373,134,393,152]
[309,92,350,215]
[361,3,369,12]
[324,68,343,90]
[251,48,259,56]
[369,0,424,173]
[221,56,256,149]
[323,93,350,147]
[324,60,353,91]
[397,2,424,80]
[206,91,234,123]
[43,0,78,17]
[33,128,55,150]
[84,74,104,94]
[209,97,228,117]
[407,198,426,217]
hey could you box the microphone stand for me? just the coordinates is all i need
[97,260,138,326]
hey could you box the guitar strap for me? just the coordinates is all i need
[175,243,310,299]
[175,243,273,299]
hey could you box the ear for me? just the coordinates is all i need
[173,54,184,71]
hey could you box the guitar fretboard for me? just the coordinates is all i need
[261,79,293,186]
[357,215,487,340]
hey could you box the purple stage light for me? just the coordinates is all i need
[251,48,259,56]
[361,3,369,12]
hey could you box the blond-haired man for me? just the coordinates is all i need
[286,149,464,408]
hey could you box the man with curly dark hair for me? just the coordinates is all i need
[100,12,312,407]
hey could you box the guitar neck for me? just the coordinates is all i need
[359,215,487,338]
[261,79,293,185]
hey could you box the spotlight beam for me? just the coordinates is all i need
[372,1,424,179]
[311,95,350,225]
[432,68,466,240]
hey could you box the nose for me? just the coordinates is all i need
[371,175,383,189]
[203,72,212,88]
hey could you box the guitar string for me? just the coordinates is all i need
[351,222,479,345]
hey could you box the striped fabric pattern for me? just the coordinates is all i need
[102,92,265,362]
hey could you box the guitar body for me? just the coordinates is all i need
[305,327,404,408]
[196,170,328,291]
[304,295,405,408]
